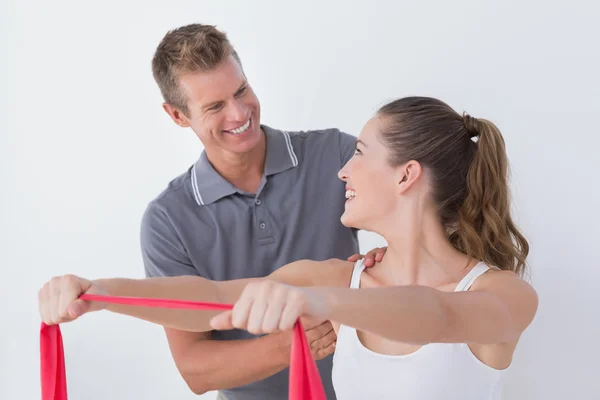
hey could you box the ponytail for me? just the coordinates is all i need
[452,114,529,276]
[376,96,529,276]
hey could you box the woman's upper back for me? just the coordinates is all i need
[330,260,508,400]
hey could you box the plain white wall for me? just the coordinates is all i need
[2,1,599,399]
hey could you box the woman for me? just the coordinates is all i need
[38,96,538,399]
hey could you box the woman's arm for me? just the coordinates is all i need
[211,270,538,346]
[37,259,351,332]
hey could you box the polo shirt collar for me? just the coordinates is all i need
[191,124,298,206]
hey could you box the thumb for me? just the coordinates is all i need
[67,298,91,319]
[210,310,234,330]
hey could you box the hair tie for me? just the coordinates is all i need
[462,112,479,139]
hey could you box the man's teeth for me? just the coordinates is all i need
[345,190,356,199]
[229,119,251,134]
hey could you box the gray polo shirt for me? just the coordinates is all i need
[141,124,359,400]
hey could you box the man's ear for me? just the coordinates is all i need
[162,103,191,128]
[397,160,422,194]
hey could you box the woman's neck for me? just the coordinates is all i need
[373,203,474,288]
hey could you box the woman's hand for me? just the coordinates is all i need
[38,274,108,325]
[210,280,331,334]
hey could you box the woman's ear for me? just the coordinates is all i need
[396,160,422,194]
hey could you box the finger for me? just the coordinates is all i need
[67,299,90,319]
[210,310,234,330]
[311,329,335,352]
[247,286,271,334]
[311,326,336,348]
[347,253,362,261]
[315,340,337,360]
[306,321,333,341]
[279,294,304,331]
[58,275,81,321]
[375,247,386,262]
[363,256,375,267]
[261,286,286,333]
[231,286,256,331]
[39,283,51,324]
[49,277,61,324]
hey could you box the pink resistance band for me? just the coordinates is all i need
[40,293,327,400]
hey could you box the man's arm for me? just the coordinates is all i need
[138,204,335,394]
[164,329,289,394]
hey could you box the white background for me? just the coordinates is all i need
[2,1,599,399]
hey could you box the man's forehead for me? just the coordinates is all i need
[179,66,246,105]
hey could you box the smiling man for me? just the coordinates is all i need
[141,23,384,400]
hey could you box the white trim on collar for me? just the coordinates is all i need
[191,165,204,206]
[282,131,298,167]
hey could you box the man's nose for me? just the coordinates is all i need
[227,99,247,122]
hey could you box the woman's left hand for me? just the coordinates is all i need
[209,280,330,334]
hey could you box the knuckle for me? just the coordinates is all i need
[289,289,305,303]
[271,283,287,298]
[257,280,275,295]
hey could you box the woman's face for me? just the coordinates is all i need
[337,116,403,232]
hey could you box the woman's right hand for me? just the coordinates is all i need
[38,274,108,325]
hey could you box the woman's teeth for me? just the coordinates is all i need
[345,190,356,199]
[228,119,251,135]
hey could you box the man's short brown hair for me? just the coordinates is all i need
[152,23,242,116]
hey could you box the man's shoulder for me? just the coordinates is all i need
[279,126,356,167]
[142,165,195,220]
[285,127,353,143]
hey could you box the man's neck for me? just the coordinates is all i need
[205,131,267,194]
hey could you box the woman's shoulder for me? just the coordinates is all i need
[270,258,357,288]
[472,263,533,289]
[470,263,538,322]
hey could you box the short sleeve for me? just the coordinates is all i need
[140,202,199,278]
[338,130,356,166]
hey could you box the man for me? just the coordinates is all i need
[141,23,385,400]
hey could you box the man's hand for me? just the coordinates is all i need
[303,319,336,360]
[347,246,387,268]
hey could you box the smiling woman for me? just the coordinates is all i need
[37,95,537,400]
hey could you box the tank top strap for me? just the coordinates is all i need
[454,262,490,292]
[349,260,366,289]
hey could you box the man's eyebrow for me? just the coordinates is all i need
[234,81,247,94]
[202,82,247,110]
[202,98,224,110]
[356,139,368,148]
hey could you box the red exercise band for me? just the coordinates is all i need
[40,293,327,400]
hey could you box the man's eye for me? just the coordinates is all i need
[236,86,247,96]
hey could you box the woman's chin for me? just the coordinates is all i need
[340,213,359,229]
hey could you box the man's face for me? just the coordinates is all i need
[164,55,262,157]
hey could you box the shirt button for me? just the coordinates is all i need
[255,199,261,205]
[259,222,266,230]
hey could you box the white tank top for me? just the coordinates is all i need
[331,260,507,400]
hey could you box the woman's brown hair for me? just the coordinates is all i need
[377,97,529,276]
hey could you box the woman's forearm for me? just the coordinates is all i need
[317,285,448,345]
[93,275,226,332]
